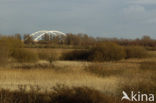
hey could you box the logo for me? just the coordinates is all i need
[121,91,155,102]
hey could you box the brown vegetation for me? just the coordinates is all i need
[1,58,156,103]
[11,48,38,63]
[63,42,148,62]
[89,42,126,61]
[0,85,111,103]
[125,46,148,59]
[23,33,156,51]
[85,63,124,77]
[0,36,39,63]
[0,36,23,65]
[140,60,156,70]
[62,50,89,61]
[0,34,156,103]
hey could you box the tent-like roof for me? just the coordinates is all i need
[30,30,66,41]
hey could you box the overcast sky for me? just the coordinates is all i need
[0,0,156,38]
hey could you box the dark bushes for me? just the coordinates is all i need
[0,36,23,65]
[0,45,9,66]
[62,50,90,61]
[0,36,39,64]
[125,46,148,59]
[88,42,126,61]
[63,43,148,62]
[63,42,126,61]
[0,89,49,103]
[51,85,110,103]
[0,85,111,103]
[11,49,38,63]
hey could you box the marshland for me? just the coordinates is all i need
[0,34,156,103]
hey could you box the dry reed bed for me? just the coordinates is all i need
[0,59,156,95]
[0,68,119,94]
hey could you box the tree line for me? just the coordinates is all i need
[0,34,149,64]
[22,33,156,49]
[1,33,156,49]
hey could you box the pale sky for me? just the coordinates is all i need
[0,0,156,38]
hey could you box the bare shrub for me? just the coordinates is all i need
[0,45,9,66]
[125,46,148,59]
[11,48,38,63]
[47,53,58,64]
[38,52,59,63]
[0,85,112,103]
[89,42,126,61]
[51,85,111,103]
[0,36,23,65]
[0,86,49,103]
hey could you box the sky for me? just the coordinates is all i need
[0,0,156,38]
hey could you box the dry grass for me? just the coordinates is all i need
[1,54,156,102]
[0,65,119,94]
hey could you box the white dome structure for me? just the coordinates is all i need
[30,30,66,41]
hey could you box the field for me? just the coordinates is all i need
[1,47,156,103]
[0,61,119,93]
